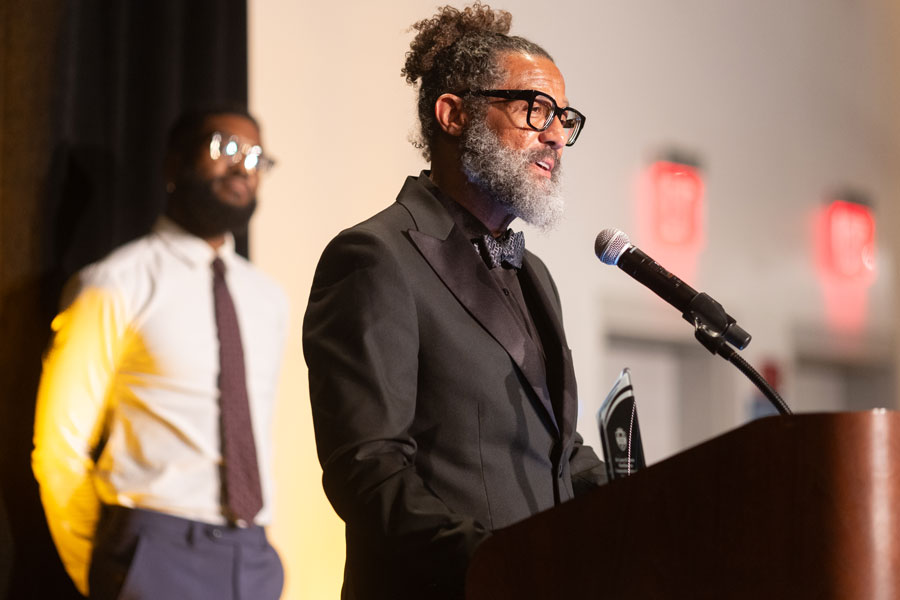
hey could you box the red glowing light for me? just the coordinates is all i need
[648,161,705,246]
[821,200,876,280]
[635,159,706,286]
[813,199,877,333]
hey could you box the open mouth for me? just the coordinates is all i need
[533,159,554,177]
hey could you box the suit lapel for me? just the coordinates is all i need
[518,253,577,444]
[399,183,559,434]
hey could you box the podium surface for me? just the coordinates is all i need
[466,411,900,599]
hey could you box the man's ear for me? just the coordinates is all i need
[434,93,468,137]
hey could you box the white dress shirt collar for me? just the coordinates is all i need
[153,215,239,270]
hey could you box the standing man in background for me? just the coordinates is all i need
[32,107,287,600]
[303,3,607,598]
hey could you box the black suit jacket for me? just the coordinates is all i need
[303,173,606,599]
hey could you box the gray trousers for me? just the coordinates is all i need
[88,505,284,600]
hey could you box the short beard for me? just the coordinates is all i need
[165,175,257,239]
[459,113,565,231]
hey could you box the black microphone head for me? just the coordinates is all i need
[595,228,631,266]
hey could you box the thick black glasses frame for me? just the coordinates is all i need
[467,89,586,146]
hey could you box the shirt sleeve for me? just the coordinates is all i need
[32,283,129,596]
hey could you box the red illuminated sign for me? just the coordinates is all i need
[635,157,706,286]
[821,200,876,280]
[647,160,705,246]
[813,198,877,332]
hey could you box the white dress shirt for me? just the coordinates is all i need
[32,217,288,594]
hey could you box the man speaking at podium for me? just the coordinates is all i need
[303,4,607,598]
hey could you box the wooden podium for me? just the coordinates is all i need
[466,411,900,599]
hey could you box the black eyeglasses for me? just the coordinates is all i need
[466,89,586,146]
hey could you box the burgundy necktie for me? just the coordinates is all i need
[212,257,263,525]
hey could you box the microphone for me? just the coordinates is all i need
[595,228,751,351]
[595,228,792,416]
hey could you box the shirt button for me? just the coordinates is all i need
[502,288,510,296]
[211,528,223,538]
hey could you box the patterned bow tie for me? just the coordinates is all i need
[473,229,525,270]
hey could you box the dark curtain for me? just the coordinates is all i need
[0,1,249,597]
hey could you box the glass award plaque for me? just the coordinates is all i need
[597,368,646,480]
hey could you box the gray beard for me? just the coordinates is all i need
[459,116,565,231]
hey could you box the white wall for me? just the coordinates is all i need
[247,1,900,597]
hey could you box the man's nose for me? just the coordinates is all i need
[538,115,566,150]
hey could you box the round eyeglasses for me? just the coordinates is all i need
[208,131,276,173]
[467,89,586,146]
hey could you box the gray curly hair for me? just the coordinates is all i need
[401,2,553,161]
